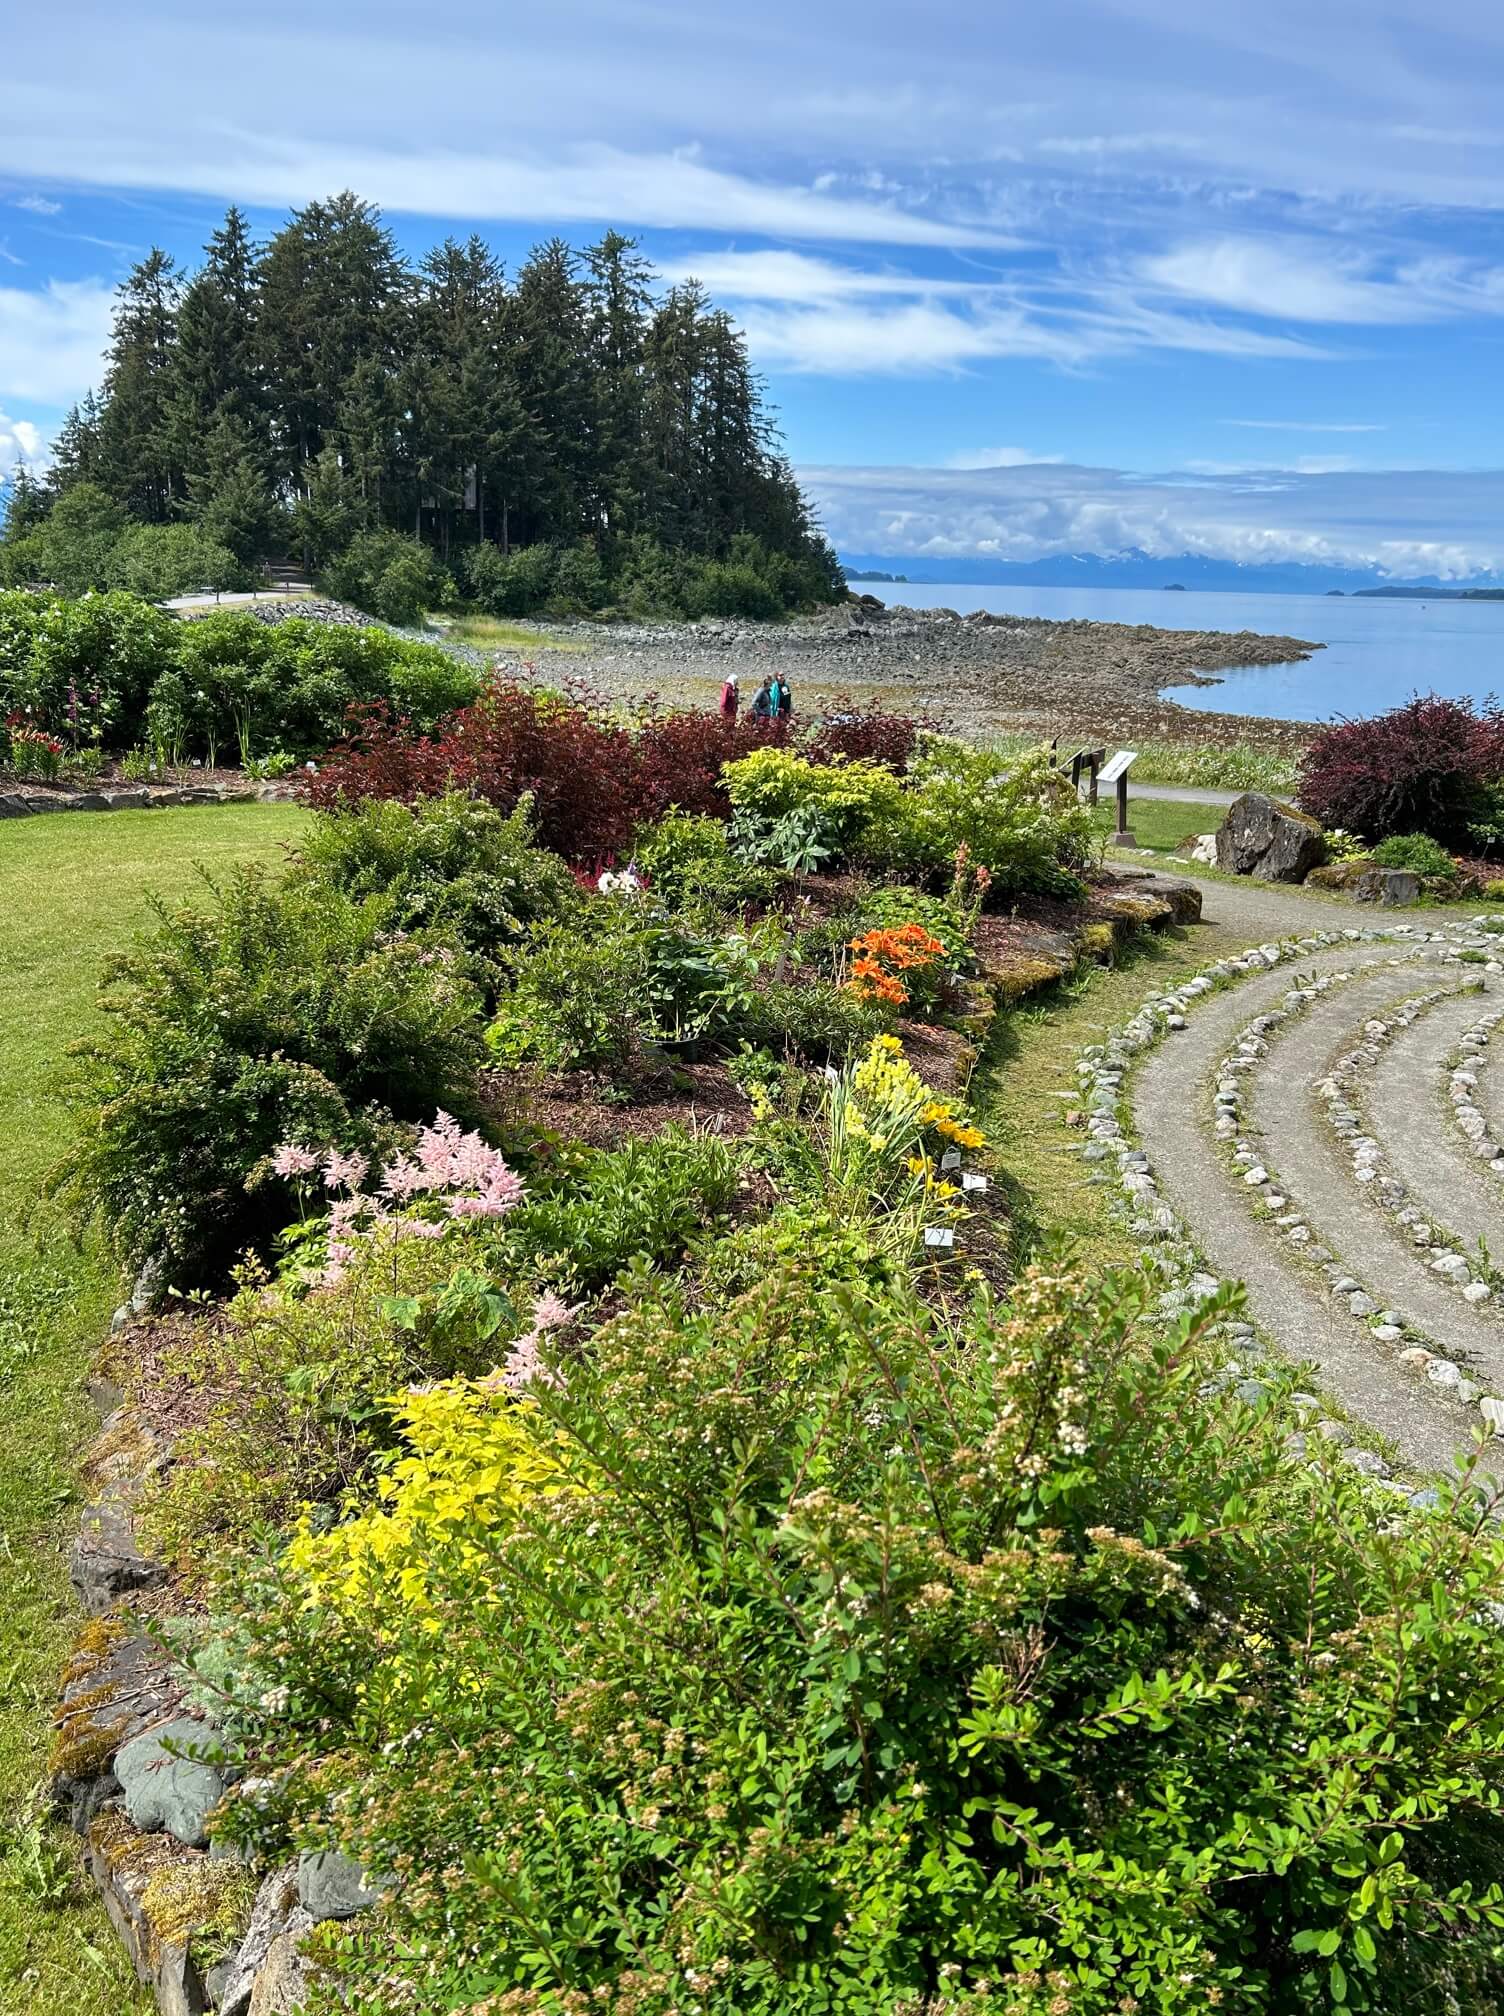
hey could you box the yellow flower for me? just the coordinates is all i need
[874,1033,903,1054]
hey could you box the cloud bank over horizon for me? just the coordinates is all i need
[800,461,1504,580]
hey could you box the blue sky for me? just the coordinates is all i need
[6,0,1504,575]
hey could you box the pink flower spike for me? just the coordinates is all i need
[497,1331,566,1394]
[272,1142,320,1179]
[532,1291,577,1332]
[380,1153,426,1203]
[323,1147,370,1192]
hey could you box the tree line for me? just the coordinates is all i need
[3,194,843,622]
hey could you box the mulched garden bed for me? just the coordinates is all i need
[489,1058,755,1150]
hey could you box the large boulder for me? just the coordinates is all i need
[1215,793,1327,883]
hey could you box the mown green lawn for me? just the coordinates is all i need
[0,804,305,2015]
[1093,794,1226,854]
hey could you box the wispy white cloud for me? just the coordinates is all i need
[948,446,1067,469]
[0,410,45,472]
[1223,419,1385,433]
[15,193,61,216]
[0,278,114,404]
[801,459,1504,580]
[1141,234,1504,326]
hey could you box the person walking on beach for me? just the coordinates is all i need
[776,675,793,722]
[767,674,784,719]
[751,676,774,720]
[719,672,739,721]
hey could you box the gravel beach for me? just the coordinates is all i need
[475,598,1324,753]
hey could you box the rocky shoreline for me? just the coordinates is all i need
[469,599,1324,753]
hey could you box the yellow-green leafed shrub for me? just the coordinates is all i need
[868,739,1098,897]
[285,1379,578,1619]
[722,746,906,872]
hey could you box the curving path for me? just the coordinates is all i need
[1132,942,1495,1475]
[1365,988,1504,1263]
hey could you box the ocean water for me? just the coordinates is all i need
[871,581,1504,723]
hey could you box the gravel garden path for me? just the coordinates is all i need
[1117,869,1504,1480]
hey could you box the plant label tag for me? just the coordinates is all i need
[941,1148,962,1171]
[923,1226,955,1249]
[962,1172,988,1193]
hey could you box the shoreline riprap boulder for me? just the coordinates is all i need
[1215,792,1328,883]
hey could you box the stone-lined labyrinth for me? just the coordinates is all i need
[1075,919,1504,1487]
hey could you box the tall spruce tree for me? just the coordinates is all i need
[168,207,269,473]
[257,192,404,491]
[96,249,182,520]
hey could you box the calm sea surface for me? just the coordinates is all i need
[873,581,1504,723]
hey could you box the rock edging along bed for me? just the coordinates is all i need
[0,781,300,818]
[1215,965,1504,1415]
[1075,917,1504,1472]
[47,866,1202,2016]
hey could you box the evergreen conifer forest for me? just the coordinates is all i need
[3,196,843,623]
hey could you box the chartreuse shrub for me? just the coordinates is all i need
[293,793,577,966]
[723,746,907,872]
[201,1257,1504,2014]
[54,870,487,1283]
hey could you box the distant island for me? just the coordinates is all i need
[1163,582,1186,591]
[1355,586,1504,601]
[845,569,909,583]
[1327,590,1345,597]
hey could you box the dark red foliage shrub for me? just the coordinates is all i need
[632,707,787,820]
[303,684,644,860]
[304,682,926,858]
[801,696,925,772]
[297,703,454,812]
[1297,694,1504,846]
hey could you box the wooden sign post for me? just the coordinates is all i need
[1099,749,1138,847]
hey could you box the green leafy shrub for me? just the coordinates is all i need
[462,541,561,617]
[294,794,576,964]
[487,907,768,1072]
[723,747,906,871]
[505,1130,738,1293]
[106,522,253,599]
[1371,831,1459,880]
[320,530,452,626]
[55,872,487,1282]
[871,739,1097,896]
[205,1259,1504,2014]
[487,914,650,1076]
[148,614,478,762]
[631,812,781,912]
[0,587,180,746]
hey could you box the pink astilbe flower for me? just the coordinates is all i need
[392,1216,449,1241]
[272,1142,320,1178]
[531,1290,577,1332]
[380,1153,428,1203]
[480,1291,577,1395]
[495,1330,567,1395]
[448,1168,526,1219]
[323,1147,370,1192]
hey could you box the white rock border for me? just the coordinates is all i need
[1071,919,1504,1485]
[1314,980,1499,1319]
